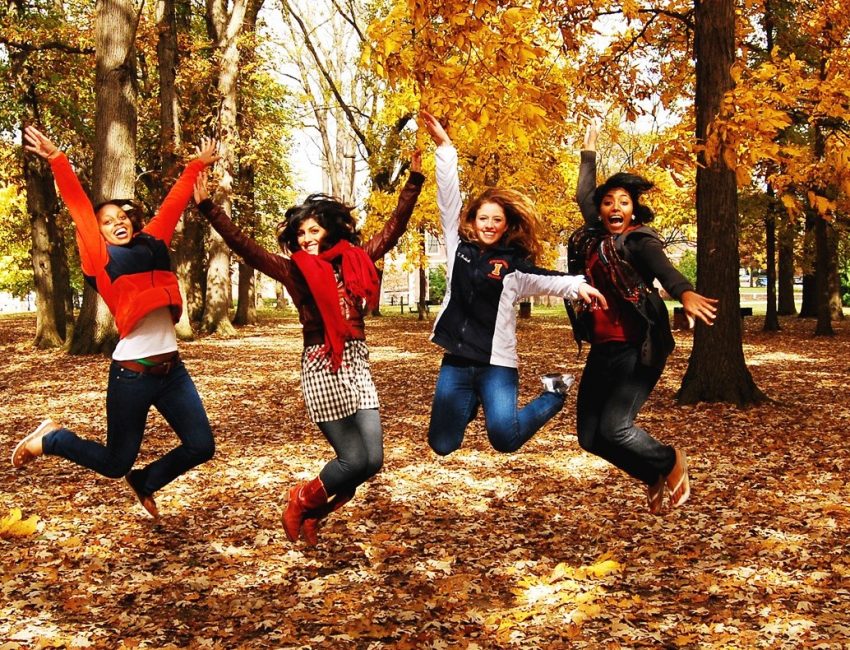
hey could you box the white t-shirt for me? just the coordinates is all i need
[112,307,178,361]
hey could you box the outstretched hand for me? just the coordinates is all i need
[193,170,210,205]
[420,111,451,147]
[410,148,422,173]
[582,120,599,151]
[194,137,219,166]
[23,126,61,160]
[577,283,608,311]
[681,290,718,328]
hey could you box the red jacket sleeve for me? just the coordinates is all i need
[49,154,107,277]
[144,159,207,245]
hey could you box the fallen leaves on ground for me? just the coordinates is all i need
[1,311,849,648]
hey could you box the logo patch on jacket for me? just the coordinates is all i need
[488,259,509,279]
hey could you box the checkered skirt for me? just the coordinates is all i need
[301,339,380,422]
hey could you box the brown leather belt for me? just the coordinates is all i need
[116,351,180,376]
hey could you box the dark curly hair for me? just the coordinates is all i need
[592,172,655,224]
[276,194,360,255]
[93,199,145,233]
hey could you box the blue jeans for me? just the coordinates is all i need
[576,342,675,485]
[42,359,215,496]
[317,409,383,496]
[428,356,565,455]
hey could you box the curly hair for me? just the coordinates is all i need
[592,172,656,224]
[94,199,144,234]
[459,188,543,263]
[276,194,361,255]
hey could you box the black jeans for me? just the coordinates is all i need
[317,408,383,496]
[576,342,676,486]
[42,360,215,495]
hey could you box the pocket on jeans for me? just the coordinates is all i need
[112,364,142,382]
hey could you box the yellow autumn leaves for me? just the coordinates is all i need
[486,554,624,640]
[0,508,40,538]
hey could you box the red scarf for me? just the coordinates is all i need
[292,240,379,371]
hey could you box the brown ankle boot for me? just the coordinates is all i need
[302,491,353,546]
[282,477,328,542]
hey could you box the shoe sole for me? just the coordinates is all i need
[667,450,690,508]
[11,419,57,468]
[124,475,160,519]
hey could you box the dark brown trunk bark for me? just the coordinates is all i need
[677,0,765,405]
[24,130,71,349]
[827,224,844,321]
[777,217,796,315]
[763,207,779,331]
[19,56,72,348]
[813,216,833,335]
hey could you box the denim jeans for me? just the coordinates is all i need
[42,359,215,496]
[428,357,565,455]
[317,408,383,496]
[576,342,675,485]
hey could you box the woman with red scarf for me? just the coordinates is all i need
[194,152,423,545]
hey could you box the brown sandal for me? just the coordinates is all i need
[647,476,666,515]
[11,418,59,468]
[666,449,690,508]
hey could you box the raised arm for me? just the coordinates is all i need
[421,111,462,274]
[576,122,600,225]
[24,125,106,275]
[145,138,218,245]
[193,171,302,296]
[362,149,425,261]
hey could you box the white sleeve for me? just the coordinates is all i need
[435,143,462,277]
[513,270,587,301]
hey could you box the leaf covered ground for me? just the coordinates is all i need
[2,311,849,649]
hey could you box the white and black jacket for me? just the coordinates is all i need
[430,144,586,368]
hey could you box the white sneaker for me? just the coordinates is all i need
[541,373,575,396]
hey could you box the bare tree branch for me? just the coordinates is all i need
[0,37,94,55]
[281,0,371,156]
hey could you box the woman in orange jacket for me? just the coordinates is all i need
[12,126,218,519]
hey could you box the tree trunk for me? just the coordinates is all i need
[155,0,198,340]
[275,282,288,310]
[25,134,71,348]
[813,216,834,335]
[72,0,138,355]
[234,264,257,325]
[233,12,260,327]
[678,0,765,405]
[519,302,531,319]
[763,210,779,331]
[827,223,844,321]
[777,216,796,315]
[798,213,816,317]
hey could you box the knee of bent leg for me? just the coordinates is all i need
[429,434,460,457]
[489,433,521,454]
[189,435,215,464]
[103,463,134,479]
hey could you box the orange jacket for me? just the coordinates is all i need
[50,154,205,339]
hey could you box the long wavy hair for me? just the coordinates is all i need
[459,187,543,263]
[276,193,361,255]
[592,172,656,224]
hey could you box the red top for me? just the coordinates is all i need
[50,153,205,338]
[586,249,644,344]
